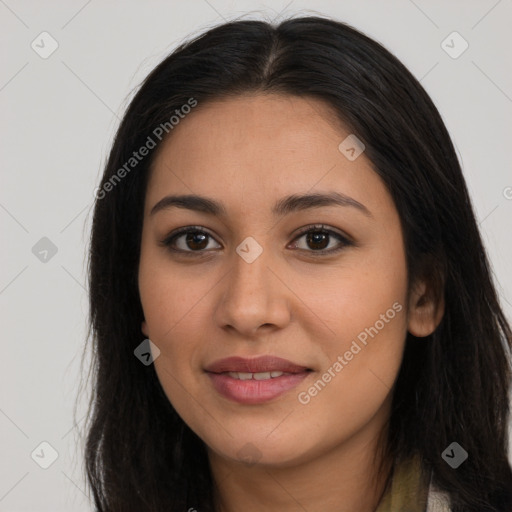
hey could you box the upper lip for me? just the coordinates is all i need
[205,356,311,374]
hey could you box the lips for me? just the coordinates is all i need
[205,356,312,404]
[204,355,310,374]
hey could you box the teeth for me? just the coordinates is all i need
[226,371,287,380]
[254,372,271,380]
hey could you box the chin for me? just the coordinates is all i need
[209,437,312,469]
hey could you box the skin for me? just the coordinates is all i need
[138,93,442,512]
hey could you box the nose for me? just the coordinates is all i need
[214,245,291,338]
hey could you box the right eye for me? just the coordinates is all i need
[160,226,222,256]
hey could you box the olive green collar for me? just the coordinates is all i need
[375,454,429,512]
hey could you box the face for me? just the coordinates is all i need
[138,93,429,469]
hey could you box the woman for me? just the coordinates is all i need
[83,15,512,512]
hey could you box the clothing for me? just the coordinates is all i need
[375,455,451,512]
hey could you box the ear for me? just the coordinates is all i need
[141,320,149,337]
[407,278,444,337]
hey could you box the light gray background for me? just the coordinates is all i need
[1,1,511,510]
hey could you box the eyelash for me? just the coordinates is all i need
[159,224,353,258]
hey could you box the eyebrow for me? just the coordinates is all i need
[149,191,372,218]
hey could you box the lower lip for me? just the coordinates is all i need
[206,372,310,404]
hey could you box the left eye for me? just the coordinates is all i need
[160,224,352,256]
[290,225,351,254]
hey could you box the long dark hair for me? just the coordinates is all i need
[82,15,512,511]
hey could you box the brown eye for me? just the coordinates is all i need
[183,231,209,250]
[291,225,352,255]
[305,230,330,250]
[161,224,352,258]
[161,226,221,255]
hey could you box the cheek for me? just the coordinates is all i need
[301,237,409,399]
[303,247,408,352]
[139,261,209,420]
[138,248,215,398]
[138,240,207,337]
[139,275,206,376]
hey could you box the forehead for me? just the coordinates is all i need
[152,93,347,159]
[145,93,391,220]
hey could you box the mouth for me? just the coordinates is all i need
[222,370,299,380]
[205,356,313,404]
[205,355,312,374]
